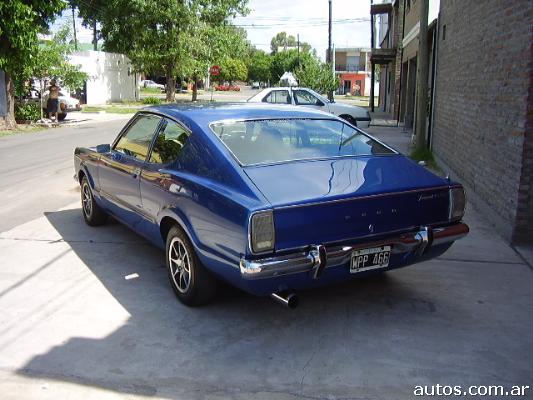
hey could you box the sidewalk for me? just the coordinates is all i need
[367,121,533,270]
[367,122,412,154]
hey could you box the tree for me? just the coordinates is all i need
[71,0,106,50]
[0,0,66,128]
[270,31,311,54]
[220,58,247,84]
[247,50,271,83]
[270,49,314,83]
[97,0,248,102]
[295,59,339,96]
[33,26,87,119]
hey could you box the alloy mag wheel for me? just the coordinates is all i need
[82,180,93,219]
[80,176,107,226]
[165,226,216,306]
[168,237,192,293]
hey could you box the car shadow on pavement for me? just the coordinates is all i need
[15,207,475,399]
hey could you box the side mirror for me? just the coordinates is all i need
[96,144,111,153]
[316,100,325,107]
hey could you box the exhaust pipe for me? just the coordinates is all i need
[271,292,299,309]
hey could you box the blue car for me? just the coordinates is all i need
[74,103,469,307]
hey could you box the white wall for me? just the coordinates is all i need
[69,51,138,105]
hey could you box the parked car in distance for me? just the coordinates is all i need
[215,84,240,91]
[74,103,468,307]
[248,87,371,128]
[251,82,261,89]
[42,90,82,121]
[141,80,165,90]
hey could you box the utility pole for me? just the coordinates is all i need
[327,0,333,101]
[297,34,300,68]
[369,0,375,112]
[415,0,429,150]
[93,19,97,51]
[71,5,78,51]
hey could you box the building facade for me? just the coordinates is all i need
[370,0,439,132]
[432,0,533,244]
[334,48,371,96]
[370,1,403,116]
[68,51,138,105]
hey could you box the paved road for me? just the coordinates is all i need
[1,120,532,399]
[0,117,130,232]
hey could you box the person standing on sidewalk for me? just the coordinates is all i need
[47,79,60,123]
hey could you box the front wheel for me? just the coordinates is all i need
[166,226,216,306]
[81,176,107,226]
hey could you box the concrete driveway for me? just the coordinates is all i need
[0,121,532,399]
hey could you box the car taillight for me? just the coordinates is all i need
[250,211,275,253]
[449,187,466,221]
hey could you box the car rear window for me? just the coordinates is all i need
[210,118,395,165]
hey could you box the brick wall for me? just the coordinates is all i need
[514,52,533,243]
[432,0,533,243]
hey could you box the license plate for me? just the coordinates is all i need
[350,245,391,273]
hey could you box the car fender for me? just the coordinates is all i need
[77,161,98,192]
[331,103,366,119]
[157,207,199,250]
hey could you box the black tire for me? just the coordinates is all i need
[341,115,358,127]
[81,176,108,226]
[165,225,216,306]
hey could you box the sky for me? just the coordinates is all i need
[51,0,372,60]
[232,0,372,58]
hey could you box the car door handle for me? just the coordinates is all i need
[132,168,141,178]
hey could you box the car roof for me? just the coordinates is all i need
[144,102,337,126]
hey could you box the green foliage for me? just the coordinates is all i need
[14,103,41,121]
[0,0,66,123]
[33,26,87,92]
[96,0,249,100]
[270,50,315,83]
[140,87,161,94]
[247,50,271,83]
[410,147,439,171]
[295,60,339,95]
[82,105,140,113]
[270,31,311,54]
[0,0,66,77]
[142,97,162,105]
[71,0,105,46]
[220,58,247,83]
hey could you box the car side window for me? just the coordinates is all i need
[114,115,161,161]
[149,119,189,164]
[293,90,321,106]
[263,90,291,104]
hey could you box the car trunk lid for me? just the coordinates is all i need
[244,156,451,250]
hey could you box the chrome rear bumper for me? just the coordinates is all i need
[240,222,469,280]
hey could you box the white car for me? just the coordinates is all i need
[141,80,165,90]
[247,87,371,128]
[42,90,81,121]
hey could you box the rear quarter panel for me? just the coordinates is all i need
[149,118,270,282]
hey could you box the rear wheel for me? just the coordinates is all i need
[81,176,107,226]
[166,225,216,306]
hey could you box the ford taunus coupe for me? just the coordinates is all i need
[74,104,469,308]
